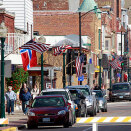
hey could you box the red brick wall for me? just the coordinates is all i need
[0,13,15,33]
[33,0,69,10]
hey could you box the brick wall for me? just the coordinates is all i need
[0,13,14,33]
[33,0,69,10]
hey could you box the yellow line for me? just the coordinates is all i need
[0,127,17,131]
[122,117,131,122]
[84,117,94,123]
[110,117,119,122]
[97,117,107,123]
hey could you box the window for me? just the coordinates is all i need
[27,22,29,34]
[105,40,109,50]
[118,43,121,51]
[33,31,39,36]
[117,0,120,17]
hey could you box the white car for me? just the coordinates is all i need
[65,85,97,116]
[40,88,76,124]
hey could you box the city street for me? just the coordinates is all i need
[20,101,131,131]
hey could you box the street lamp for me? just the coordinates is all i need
[109,56,112,89]
[78,3,111,85]
[98,52,102,89]
[38,35,46,91]
[127,53,130,82]
[0,21,7,118]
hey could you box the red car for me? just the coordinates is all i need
[27,95,73,129]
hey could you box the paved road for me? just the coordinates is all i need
[20,101,131,131]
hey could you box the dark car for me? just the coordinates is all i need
[109,82,131,102]
[68,89,87,117]
[27,95,73,129]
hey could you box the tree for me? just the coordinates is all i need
[6,68,29,93]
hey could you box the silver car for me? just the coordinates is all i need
[93,90,107,112]
[65,85,97,116]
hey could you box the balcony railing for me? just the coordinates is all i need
[2,33,30,56]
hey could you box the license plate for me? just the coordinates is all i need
[119,96,123,98]
[42,118,50,122]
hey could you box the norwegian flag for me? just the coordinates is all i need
[20,39,50,54]
[75,55,84,77]
[20,49,37,71]
[53,45,72,56]
[109,56,122,70]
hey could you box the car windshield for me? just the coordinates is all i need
[69,90,79,100]
[42,91,69,100]
[32,97,65,108]
[93,91,103,97]
[112,84,129,91]
[79,88,90,96]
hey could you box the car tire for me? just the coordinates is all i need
[63,121,70,128]
[81,106,86,117]
[90,108,95,116]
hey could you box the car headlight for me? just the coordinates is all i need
[125,93,130,95]
[58,110,66,115]
[28,112,35,116]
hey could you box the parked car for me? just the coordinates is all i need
[109,82,131,102]
[93,90,107,112]
[40,89,76,123]
[68,89,86,117]
[27,95,73,129]
[65,85,97,116]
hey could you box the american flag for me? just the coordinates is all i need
[109,56,122,70]
[75,55,84,77]
[20,39,50,54]
[53,45,72,56]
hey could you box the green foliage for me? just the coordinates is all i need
[6,68,29,93]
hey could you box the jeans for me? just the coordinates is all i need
[22,101,29,114]
[7,100,14,114]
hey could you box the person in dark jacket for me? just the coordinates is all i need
[20,87,31,115]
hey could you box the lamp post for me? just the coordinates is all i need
[98,53,102,89]
[0,22,7,118]
[63,52,66,88]
[109,56,112,89]
[38,36,46,91]
[127,53,130,82]
[78,5,111,85]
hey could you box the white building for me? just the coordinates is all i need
[1,0,33,39]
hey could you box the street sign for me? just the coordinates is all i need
[0,60,11,78]
[78,75,84,81]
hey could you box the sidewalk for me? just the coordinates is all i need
[0,110,27,131]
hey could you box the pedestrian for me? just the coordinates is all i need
[5,86,16,115]
[31,84,39,99]
[19,82,30,96]
[19,87,31,115]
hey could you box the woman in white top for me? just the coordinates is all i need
[31,84,39,99]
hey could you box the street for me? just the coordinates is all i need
[20,101,131,131]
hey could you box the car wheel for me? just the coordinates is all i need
[90,108,95,116]
[81,106,86,117]
[104,104,107,112]
[63,121,70,128]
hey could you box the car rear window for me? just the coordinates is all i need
[93,91,103,97]
[32,97,65,108]
[42,91,69,100]
[79,88,90,96]
[69,90,79,99]
[112,84,129,91]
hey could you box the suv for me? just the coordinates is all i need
[65,85,97,116]
[40,89,76,124]
[109,82,131,102]
[68,89,86,117]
